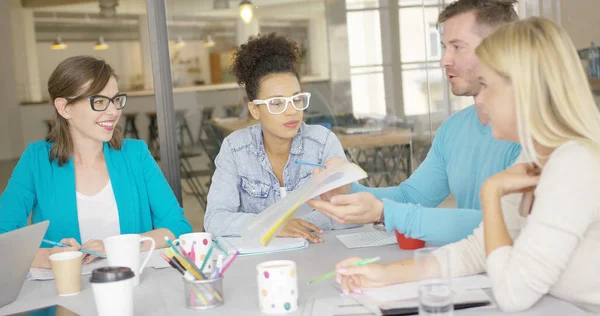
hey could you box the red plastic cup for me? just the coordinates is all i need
[395,230,425,250]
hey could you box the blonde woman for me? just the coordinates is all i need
[332,17,600,313]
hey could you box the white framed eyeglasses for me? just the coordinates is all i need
[252,92,311,115]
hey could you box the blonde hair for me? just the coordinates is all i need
[476,17,600,164]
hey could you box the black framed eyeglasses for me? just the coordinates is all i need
[88,94,127,111]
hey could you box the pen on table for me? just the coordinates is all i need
[42,239,106,259]
[306,257,381,284]
[294,160,326,169]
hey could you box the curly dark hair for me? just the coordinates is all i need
[231,33,301,101]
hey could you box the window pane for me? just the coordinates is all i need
[347,0,385,10]
[351,70,386,117]
[399,7,441,63]
[402,68,445,116]
[450,94,473,113]
[347,10,383,66]
[399,0,445,6]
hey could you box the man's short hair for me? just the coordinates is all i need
[438,0,518,34]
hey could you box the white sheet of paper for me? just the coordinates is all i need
[240,162,367,243]
[362,274,492,302]
[336,231,397,248]
[29,250,170,280]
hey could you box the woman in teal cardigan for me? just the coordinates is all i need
[0,56,192,268]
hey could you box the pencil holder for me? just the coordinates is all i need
[183,276,224,309]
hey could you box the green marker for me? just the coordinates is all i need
[307,257,381,284]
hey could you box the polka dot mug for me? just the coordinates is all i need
[256,260,298,315]
[173,233,215,273]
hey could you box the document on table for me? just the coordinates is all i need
[349,275,495,315]
[336,231,397,248]
[29,250,170,280]
[215,236,308,256]
[361,274,492,302]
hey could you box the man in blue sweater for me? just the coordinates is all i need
[308,0,521,246]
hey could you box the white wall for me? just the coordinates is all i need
[0,0,24,160]
[560,0,600,50]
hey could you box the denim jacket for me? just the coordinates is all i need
[204,122,360,236]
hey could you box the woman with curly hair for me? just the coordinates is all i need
[204,33,357,241]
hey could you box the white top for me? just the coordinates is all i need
[76,180,120,243]
[440,142,600,313]
[280,187,287,198]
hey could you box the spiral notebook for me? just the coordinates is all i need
[215,236,309,256]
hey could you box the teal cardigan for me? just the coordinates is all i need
[0,139,192,245]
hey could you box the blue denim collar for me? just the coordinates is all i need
[249,123,305,158]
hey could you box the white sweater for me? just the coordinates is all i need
[440,142,600,313]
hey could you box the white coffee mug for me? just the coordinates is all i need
[256,260,298,315]
[173,232,215,272]
[104,234,155,286]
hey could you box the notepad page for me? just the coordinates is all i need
[336,231,397,249]
[216,237,308,256]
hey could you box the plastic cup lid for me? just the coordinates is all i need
[90,266,135,283]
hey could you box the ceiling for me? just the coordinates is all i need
[23,0,324,18]
[26,0,323,42]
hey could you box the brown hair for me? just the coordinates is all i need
[438,0,518,35]
[46,56,123,166]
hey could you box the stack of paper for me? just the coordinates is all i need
[351,275,495,315]
[215,237,308,256]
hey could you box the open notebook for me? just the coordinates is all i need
[214,236,308,257]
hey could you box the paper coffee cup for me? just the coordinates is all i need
[49,251,83,296]
[256,260,298,315]
[90,266,135,316]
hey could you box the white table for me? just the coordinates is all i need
[0,226,590,316]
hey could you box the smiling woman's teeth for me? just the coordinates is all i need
[97,122,113,127]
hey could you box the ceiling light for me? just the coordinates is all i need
[94,36,109,50]
[204,35,215,48]
[239,0,254,24]
[175,35,186,48]
[51,36,67,50]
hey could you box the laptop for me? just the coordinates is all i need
[0,221,49,308]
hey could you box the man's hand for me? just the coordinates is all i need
[308,192,383,224]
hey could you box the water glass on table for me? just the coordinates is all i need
[415,247,453,316]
